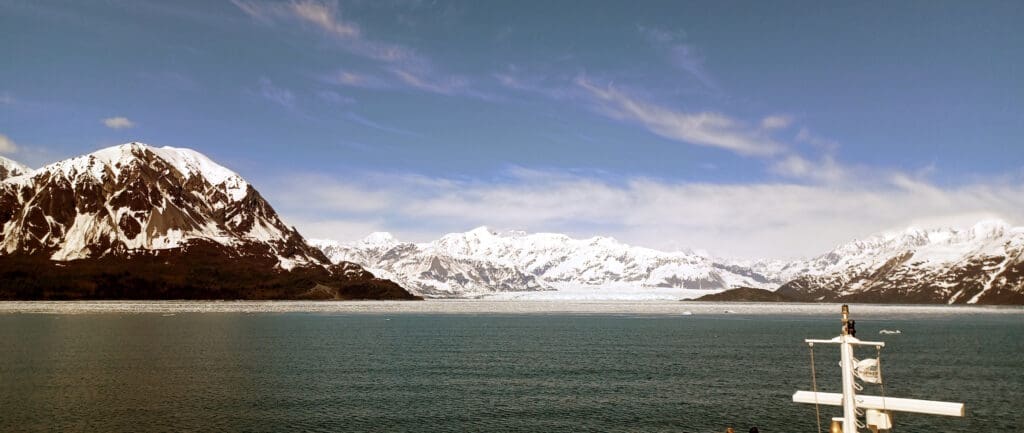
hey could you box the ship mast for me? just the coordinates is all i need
[838,305,859,431]
[793,305,965,432]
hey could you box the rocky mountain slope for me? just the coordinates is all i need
[315,221,1024,304]
[0,142,416,300]
[312,227,781,298]
[776,221,1024,304]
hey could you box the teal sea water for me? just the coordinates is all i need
[1,309,1020,432]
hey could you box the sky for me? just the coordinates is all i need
[1,0,1023,258]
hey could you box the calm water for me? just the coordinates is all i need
[0,309,1020,432]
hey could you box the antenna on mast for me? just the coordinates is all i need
[793,305,965,432]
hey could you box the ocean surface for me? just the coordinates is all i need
[0,302,1020,432]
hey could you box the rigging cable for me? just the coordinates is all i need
[809,342,822,433]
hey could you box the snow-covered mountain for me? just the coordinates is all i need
[0,143,416,300]
[312,227,780,298]
[0,156,31,181]
[0,142,318,266]
[776,220,1024,304]
[314,221,1024,303]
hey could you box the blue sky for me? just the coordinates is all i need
[2,0,1023,257]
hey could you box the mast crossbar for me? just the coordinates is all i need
[805,338,885,347]
[793,391,965,417]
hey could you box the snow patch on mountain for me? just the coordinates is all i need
[313,227,779,298]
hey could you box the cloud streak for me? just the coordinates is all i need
[233,0,483,98]
[257,77,296,110]
[288,0,359,38]
[576,77,784,157]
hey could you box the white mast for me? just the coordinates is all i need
[838,305,858,432]
[794,305,965,432]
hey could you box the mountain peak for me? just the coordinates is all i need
[361,232,398,245]
[35,142,251,203]
[467,226,494,236]
[0,142,312,265]
[968,219,1010,236]
[0,155,32,180]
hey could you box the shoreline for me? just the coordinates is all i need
[1,300,1020,315]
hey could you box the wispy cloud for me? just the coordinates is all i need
[492,67,575,101]
[274,167,1024,258]
[796,127,840,153]
[233,0,482,98]
[343,112,419,136]
[232,0,416,63]
[327,70,388,89]
[666,44,717,90]
[102,117,134,129]
[389,67,470,96]
[0,93,14,105]
[0,133,18,154]
[576,77,784,157]
[288,0,359,38]
[257,77,296,110]
[761,115,793,130]
[316,90,355,105]
[640,26,717,91]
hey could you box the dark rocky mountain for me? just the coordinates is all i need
[0,142,418,300]
[694,287,795,302]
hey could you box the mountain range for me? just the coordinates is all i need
[313,221,1024,304]
[312,228,779,299]
[2,142,1021,304]
[0,143,417,300]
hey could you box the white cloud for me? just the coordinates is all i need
[272,168,1024,259]
[576,77,784,157]
[0,133,18,154]
[102,117,135,129]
